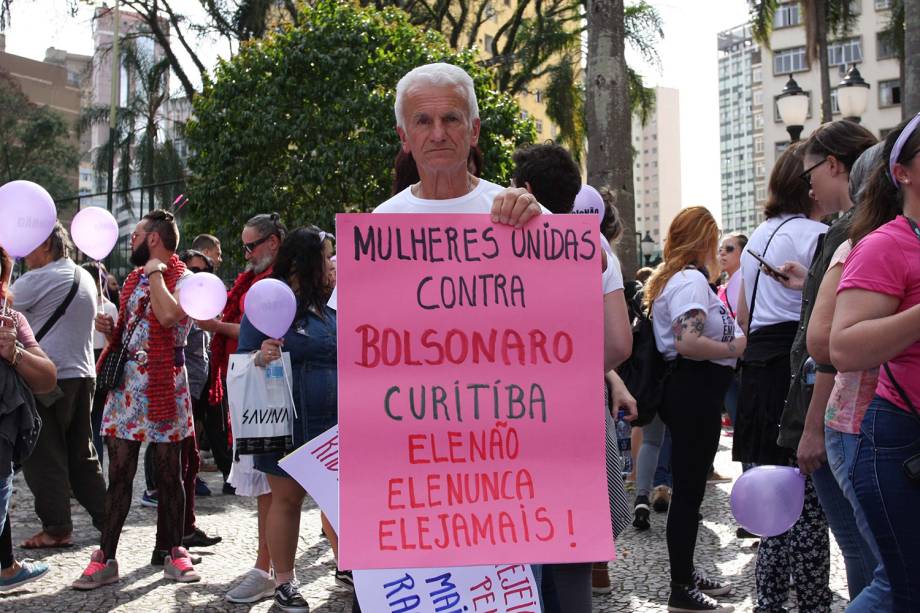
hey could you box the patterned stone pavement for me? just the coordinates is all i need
[1,434,849,612]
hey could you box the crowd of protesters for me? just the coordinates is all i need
[0,61,918,613]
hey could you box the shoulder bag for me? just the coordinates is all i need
[97,295,150,394]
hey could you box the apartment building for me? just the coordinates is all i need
[632,86,682,262]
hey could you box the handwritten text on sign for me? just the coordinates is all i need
[337,213,613,568]
[280,426,542,612]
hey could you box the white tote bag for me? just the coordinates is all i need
[227,352,295,455]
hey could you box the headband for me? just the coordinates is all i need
[889,112,920,188]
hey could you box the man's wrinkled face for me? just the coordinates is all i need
[396,85,480,177]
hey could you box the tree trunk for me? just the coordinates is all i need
[905,0,920,117]
[815,0,833,122]
[585,0,637,280]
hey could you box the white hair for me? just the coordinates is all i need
[394,63,479,128]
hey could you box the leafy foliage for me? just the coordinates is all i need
[0,71,79,199]
[184,0,534,268]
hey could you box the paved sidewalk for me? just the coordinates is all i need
[1,435,849,612]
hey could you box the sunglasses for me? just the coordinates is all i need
[800,158,827,186]
[719,245,735,254]
[188,266,206,274]
[243,234,272,254]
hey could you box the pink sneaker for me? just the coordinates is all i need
[72,549,119,590]
[164,546,201,583]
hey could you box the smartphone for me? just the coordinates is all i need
[747,249,789,281]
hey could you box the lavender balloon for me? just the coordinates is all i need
[572,184,605,224]
[244,278,297,339]
[71,206,119,261]
[731,465,805,537]
[179,272,228,321]
[0,180,57,258]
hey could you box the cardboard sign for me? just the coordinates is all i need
[281,426,542,613]
[336,213,613,569]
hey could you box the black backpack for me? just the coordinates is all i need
[617,289,672,427]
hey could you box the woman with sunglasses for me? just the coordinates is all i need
[831,114,920,611]
[733,144,836,613]
[237,227,337,613]
[0,244,56,591]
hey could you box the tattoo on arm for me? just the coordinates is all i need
[728,339,737,355]
[672,309,706,342]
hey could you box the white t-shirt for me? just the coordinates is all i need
[652,269,743,368]
[329,179,623,307]
[741,214,827,333]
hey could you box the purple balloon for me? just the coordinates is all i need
[0,180,57,258]
[179,272,228,321]
[731,465,805,537]
[572,184,605,224]
[244,278,297,339]
[71,206,119,261]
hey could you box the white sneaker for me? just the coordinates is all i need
[226,568,275,603]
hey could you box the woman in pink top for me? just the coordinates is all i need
[831,114,920,612]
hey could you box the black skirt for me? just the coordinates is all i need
[733,321,798,465]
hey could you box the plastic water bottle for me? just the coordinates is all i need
[803,356,817,393]
[616,409,633,477]
[265,360,287,408]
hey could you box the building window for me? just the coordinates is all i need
[754,136,764,154]
[877,32,897,60]
[775,141,791,157]
[484,34,494,54]
[755,161,765,178]
[879,79,901,107]
[753,90,763,107]
[880,127,894,139]
[754,113,765,129]
[535,89,543,103]
[484,1,497,21]
[827,37,862,67]
[535,119,543,134]
[773,46,808,74]
[752,67,763,83]
[756,184,767,201]
[774,3,801,28]
[830,88,840,114]
[875,0,891,9]
[774,91,812,122]
[520,110,529,119]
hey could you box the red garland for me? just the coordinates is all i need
[98,254,186,423]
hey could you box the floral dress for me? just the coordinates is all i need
[100,274,194,443]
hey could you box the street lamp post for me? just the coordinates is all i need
[635,231,643,268]
[776,74,809,142]
[837,64,871,123]
[641,231,655,266]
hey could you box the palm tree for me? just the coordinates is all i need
[750,0,856,123]
[585,0,637,277]
[80,41,185,219]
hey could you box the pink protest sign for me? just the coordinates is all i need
[337,213,613,569]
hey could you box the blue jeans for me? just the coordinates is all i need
[853,396,920,612]
[821,426,891,611]
[636,415,672,498]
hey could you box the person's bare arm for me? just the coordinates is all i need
[146,261,185,329]
[604,290,632,371]
[805,264,843,365]
[796,372,834,475]
[672,309,746,361]
[831,289,920,372]
[735,279,750,335]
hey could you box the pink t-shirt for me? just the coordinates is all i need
[3,309,39,350]
[825,241,879,433]
[838,217,920,413]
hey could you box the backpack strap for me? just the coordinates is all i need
[35,266,81,342]
[748,216,803,328]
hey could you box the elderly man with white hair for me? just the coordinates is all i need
[380,62,543,217]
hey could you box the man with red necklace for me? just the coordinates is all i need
[73,210,201,589]
[197,213,286,604]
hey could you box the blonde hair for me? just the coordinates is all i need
[643,206,720,310]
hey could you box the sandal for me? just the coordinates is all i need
[20,531,73,549]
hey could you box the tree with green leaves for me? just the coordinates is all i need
[79,41,186,217]
[749,0,858,123]
[0,70,79,199]
[184,0,534,270]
